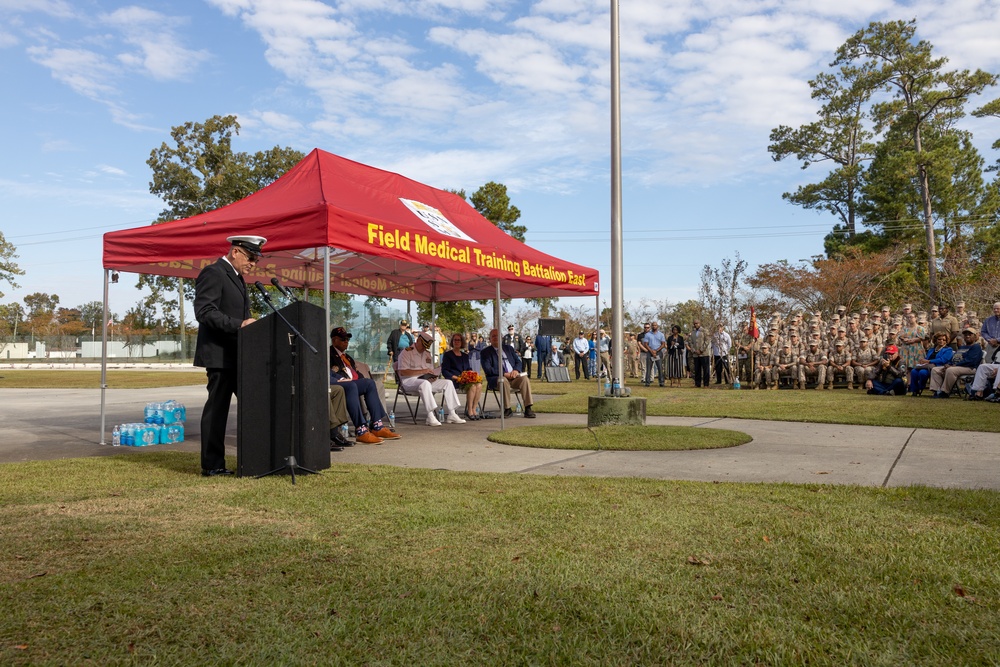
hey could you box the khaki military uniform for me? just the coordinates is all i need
[775,348,799,388]
[755,349,777,389]
[799,348,827,388]
[827,347,854,388]
[851,346,879,384]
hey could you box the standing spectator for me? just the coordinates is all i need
[980,302,1000,360]
[572,331,591,380]
[665,325,686,388]
[928,328,983,398]
[535,333,551,379]
[386,319,412,363]
[711,323,733,385]
[597,329,612,378]
[636,322,651,380]
[865,344,907,395]
[930,304,960,349]
[503,325,525,358]
[642,322,666,387]
[735,324,754,386]
[522,336,534,378]
[898,311,926,371]
[624,333,640,379]
[689,319,711,388]
[587,331,600,377]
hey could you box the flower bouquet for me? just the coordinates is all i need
[457,370,483,389]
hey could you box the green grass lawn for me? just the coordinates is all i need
[0,370,205,389]
[1,452,997,665]
[535,380,1000,432]
[488,424,752,450]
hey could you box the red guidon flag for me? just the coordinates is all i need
[749,307,759,340]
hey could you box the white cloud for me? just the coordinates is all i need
[102,6,210,80]
[27,46,117,98]
[0,0,76,18]
[96,164,127,176]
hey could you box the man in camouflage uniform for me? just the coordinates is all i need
[800,341,827,389]
[735,324,755,386]
[775,342,799,388]
[851,336,880,385]
[846,318,862,353]
[625,333,640,379]
[755,342,777,389]
[786,330,804,361]
[827,339,854,389]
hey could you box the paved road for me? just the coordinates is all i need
[1,386,997,489]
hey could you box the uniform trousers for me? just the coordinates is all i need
[201,367,237,472]
[400,376,461,415]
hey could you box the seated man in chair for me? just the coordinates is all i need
[330,326,400,443]
[481,328,536,418]
[396,331,466,426]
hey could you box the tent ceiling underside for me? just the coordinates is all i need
[107,246,586,301]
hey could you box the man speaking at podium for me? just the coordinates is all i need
[193,235,264,477]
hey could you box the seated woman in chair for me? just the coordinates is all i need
[441,332,483,420]
[909,332,953,396]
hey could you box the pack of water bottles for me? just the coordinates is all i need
[112,400,187,447]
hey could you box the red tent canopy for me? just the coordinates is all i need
[103,149,599,301]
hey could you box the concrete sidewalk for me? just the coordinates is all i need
[1,386,997,490]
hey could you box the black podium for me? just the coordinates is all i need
[237,301,330,477]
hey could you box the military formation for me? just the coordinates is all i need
[748,303,977,390]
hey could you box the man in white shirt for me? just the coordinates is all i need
[572,330,591,380]
[396,331,465,426]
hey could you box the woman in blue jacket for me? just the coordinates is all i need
[909,332,953,396]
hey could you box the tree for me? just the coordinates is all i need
[748,246,916,314]
[698,254,749,334]
[416,301,485,337]
[769,60,876,238]
[0,302,25,339]
[0,231,25,299]
[834,19,998,301]
[146,115,305,329]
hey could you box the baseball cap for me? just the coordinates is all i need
[884,344,898,354]
[330,326,352,339]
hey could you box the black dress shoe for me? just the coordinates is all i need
[330,428,354,448]
[523,407,536,418]
[504,408,514,418]
[201,468,234,477]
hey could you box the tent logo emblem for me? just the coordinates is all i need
[400,198,475,243]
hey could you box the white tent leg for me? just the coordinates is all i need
[324,246,331,374]
[99,269,110,445]
[495,280,503,430]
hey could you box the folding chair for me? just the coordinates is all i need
[481,378,524,414]
[391,364,445,424]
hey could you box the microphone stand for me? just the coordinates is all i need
[253,282,319,484]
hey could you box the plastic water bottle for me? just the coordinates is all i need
[112,425,121,447]
[612,378,621,397]
[437,406,445,422]
[341,423,349,440]
[388,411,395,430]
[514,402,522,415]
[144,403,156,424]
[733,376,741,390]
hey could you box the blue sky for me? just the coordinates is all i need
[2,0,999,318]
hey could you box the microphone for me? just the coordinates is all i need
[253,281,272,301]
[271,277,298,301]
